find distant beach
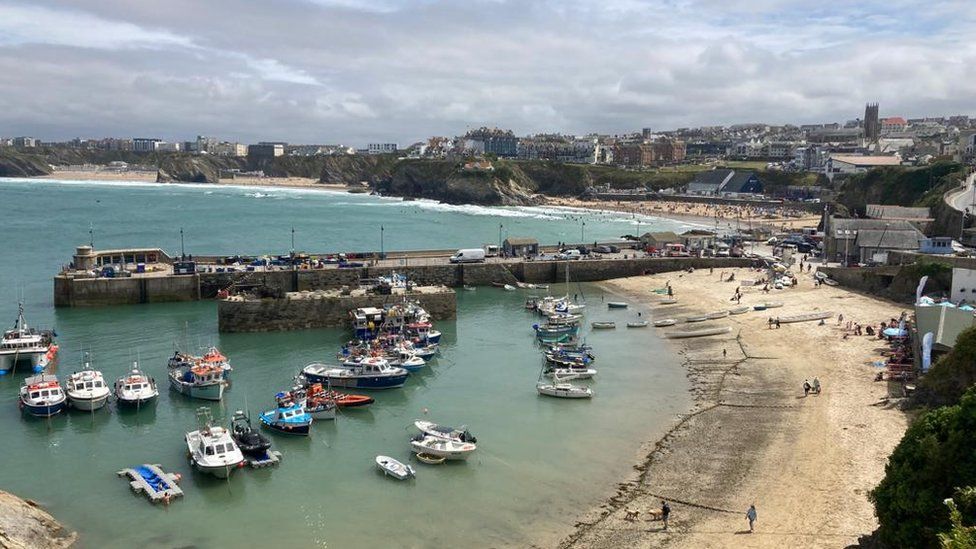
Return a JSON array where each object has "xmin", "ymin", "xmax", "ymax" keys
[{"xmin": 42, "ymin": 169, "xmax": 355, "ymax": 192}]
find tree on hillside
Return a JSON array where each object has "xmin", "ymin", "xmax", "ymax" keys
[
  {"xmin": 914, "ymin": 326, "xmax": 976, "ymax": 408},
  {"xmin": 871, "ymin": 388, "xmax": 976, "ymax": 548}
]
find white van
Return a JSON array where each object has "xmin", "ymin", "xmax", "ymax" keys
[
  {"xmin": 558, "ymin": 249, "xmax": 581, "ymax": 260},
  {"xmin": 450, "ymin": 248, "xmax": 487, "ymax": 263}
]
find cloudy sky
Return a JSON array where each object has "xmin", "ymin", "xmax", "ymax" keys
[{"xmin": 0, "ymin": 0, "xmax": 973, "ymax": 145}]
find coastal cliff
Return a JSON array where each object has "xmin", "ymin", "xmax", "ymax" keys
[
  {"xmin": 0, "ymin": 150, "xmax": 52, "ymax": 177},
  {"xmin": 0, "ymin": 490, "xmax": 76, "ymax": 548}
]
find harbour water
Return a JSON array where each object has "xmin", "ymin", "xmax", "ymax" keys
[{"xmin": 0, "ymin": 178, "xmax": 694, "ymax": 548}]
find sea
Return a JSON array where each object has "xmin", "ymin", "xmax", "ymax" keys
[{"xmin": 0, "ymin": 178, "xmax": 698, "ymax": 548}]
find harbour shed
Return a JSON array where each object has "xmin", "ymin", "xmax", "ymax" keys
[
  {"xmin": 503, "ymin": 237, "xmax": 539, "ymax": 257},
  {"xmin": 640, "ymin": 231, "xmax": 682, "ymax": 249}
]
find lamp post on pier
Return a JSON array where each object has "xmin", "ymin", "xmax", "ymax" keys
[
  {"xmin": 581, "ymin": 221, "xmax": 586, "ymax": 244},
  {"xmin": 380, "ymin": 225, "xmax": 385, "ymax": 260},
  {"xmin": 179, "ymin": 227, "xmax": 185, "ymax": 260},
  {"xmin": 498, "ymin": 224, "xmax": 503, "ymax": 255}
]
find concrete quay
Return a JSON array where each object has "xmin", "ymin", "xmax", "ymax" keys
[
  {"xmin": 218, "ymin": 285, "xmax": 455, "ymax": 333},
  {"xmin": 54, "ymin": 245, "xmax": 757, "ymax": 307}
]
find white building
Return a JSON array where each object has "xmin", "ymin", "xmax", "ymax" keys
[
  {"xmin": 825, "ymin": 154, "xmax": 902, "ymax": 181},
  {"xmin": 155, "ymin": 142, "xmax": 181, "ymax": 152},
  {"xmin": 367, "ymin": 143, "xmax": 398, "ymax": 155},
  {"xmin": 132, "ymin": 138, "xmax": 163, "ymax": 152}
]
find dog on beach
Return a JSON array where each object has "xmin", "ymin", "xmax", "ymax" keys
[{"xmin": 624, "ymin": 509, "xmax": 640, "ymax": 522}]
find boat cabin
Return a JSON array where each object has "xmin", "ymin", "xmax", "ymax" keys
[{"xmin": 69, "ymin": 376, "xmax": 105, "ymax": 392}]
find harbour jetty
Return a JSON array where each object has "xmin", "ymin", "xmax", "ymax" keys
[
  {"xmin": 54, "ymin": 244, "xmax": 755, "ymax": 307},
  {"xmin": 218, "ymin": 285, "xmax": 455, "ymax": 333}
]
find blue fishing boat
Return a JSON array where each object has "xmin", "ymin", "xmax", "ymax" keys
[
  {"xmin": 19, "ymin": 374, "xmax": 68, "ymax": 417},
  {"xmin": 259, "ymin": 395, "xmax": 312, "ymax": 436},
  {"xmin": 533, "ymin": 323, "xmax": 579, "ymax": 339},
  {"xmin": 301, "ymin": 358, "xmax": 409, "ymax": 390}
]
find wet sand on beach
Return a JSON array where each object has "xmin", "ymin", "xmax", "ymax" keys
[{"xmin": 562, "ymin": 267, "xmax": 909, "ymax": 548}]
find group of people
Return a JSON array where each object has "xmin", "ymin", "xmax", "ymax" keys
[{"xmin": 803, "ymin": 377, "xmax": 822, "ymax": 396}]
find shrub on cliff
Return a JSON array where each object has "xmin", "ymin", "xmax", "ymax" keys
[
  {"xmin": 871, "ymin": 387, "xmax": 976, "ymax": 548},
  {"xmin": 914, "ymin": 327, "xmax": 976, "ymax": 408}
]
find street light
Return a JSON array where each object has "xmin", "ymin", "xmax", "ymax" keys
[
  {"xmin": 581, "ymin": 220, "xmax": 586, "ymax": 243},
  {"xmin": 380, "ymin": 225, "xmax": 385, "ymax": 259},
  {"xmin": 180, "ymin": 227, "xmax": 185, "ymax": 260},
  {"xmin": 290, "ymin": 227, "xmax": 295, "ymax": 256},
  {"xmin": 498, "ymin": 223, "xmax": 503, "ymax": 254}
]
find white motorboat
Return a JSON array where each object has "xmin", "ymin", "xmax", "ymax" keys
[
  {"xmin": 503, "ymin": 284, "xmax": 516, "ymax": 291},
  {"xmin": 376, "ymin": 455, "xmax": 416, "ymax": 480},
  {"xmin": 536, "ymin": 382, "xmax": 593, "ymax": 399},
  {"xmin": 653, "ymin": 319, "xmax": 677, "ymax": 327},
  {"xmin": 64, "ymin": 358, "xmax": 110, "ymax": 411},
  {"xmin": 0, "ymin": 303, "xmax": 58, "ymax": 375},
  {"xmin": 414, "ymin": 420, "xmax": 477, "ymax": 443},
  {"xmin": 410, "ymin": 434, "xmax": 477, "ymax": 460},
  {"xmin": 185, "ymin": 409, "xmax": 245, "ymax": 478},
  {"xmin": 169, "ymin": 361, "xmax": 226, "ymax": 401},
  {"xmin": 114, "ymin": 363, "xmax": 159, "ymax": 407},
  {"xmin": 19, "ymin": 374, "xmax": 67, "ymax": 417}
]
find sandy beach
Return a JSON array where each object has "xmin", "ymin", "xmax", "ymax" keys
[
  {"xmin": 546, "ymin": 197, "xmax": 822, "ymax": 232},
  {"xmin": 42, "ymin": 169, "xmax": 355, "ymax": 191},
  {"xmin": 561, "ymin": 267, "xmax": 909, "ymax": 548}
]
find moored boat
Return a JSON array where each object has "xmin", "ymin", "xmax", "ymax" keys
[
  {"xmin": 653, "ymin": 318, "xmax": 677, "ymax": 327},
  {"xmin": 410, "ymin": 434, "xmax": 477, "ymax": 460},
  {"xmin": 626, "ymin": 321, "xmax": 649, "ymax": 328},
  {"xmin": 590, "ymin": 321, "xmax": 616, "ymax": 329},
  {"xmin": 114, "ymin": 363, "xmax": 159, "ymax": 407},
  {"xmin": 169, "ymin": 362, "xmax": 226, "ymax": 401},
  {"xmin": 19, "ymin": 374, "xmax": 67, "ymax": 417},
  {"xmin": 706, "ymin": 310, "xmax": 730, "ymax": 320},
  {"xmin": 414, "ymin": 420, "xmax": 477, "ymax": 443},
  {"xmin": 64, "ymin": 358, "xmax": 110, "ymax": 411},
  {"xmin": 544, "ymin": 367, "xmax": 597, "ymax": 379},
  {"xmin": 729, "ymin": 306, "xmax": 751, "ymax": 315},
  {"xmin": 230, "ymin": 410, "xmax": 273, "ymax": 456},
  {"xmin": 665, "ymin": 326, "xmax": 733, "ymax": 339},
  {"xmin": 259, "ymin": 397, "xmax": 313, "ymax": 436},
  {"xmin": 607, "ymin": 302, "xmax": 628, "ymax": 309},
  {"xmin": 185, "ymin": 408, "xmax": 245, "ymax": 478},
  {"xmin": 376, "ymin": 455, "xmax": 415, "ymax": 480},
  {"xmin": 301, "ymin": 359, "xmax": 409, "ymax": 390},
  {"xmin": 536, "ymin": 381, "xmax": 593, "ymax": 398},
  {"xmin": 0, "ymin": 303, "xmax": 58, "ymax": 375}
]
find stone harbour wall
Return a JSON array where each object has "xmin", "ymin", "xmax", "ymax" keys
[{"xmin": 217, "ymin": 287, "xmax": 456, "ymax": 333}]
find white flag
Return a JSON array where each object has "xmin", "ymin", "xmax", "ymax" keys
[
  {"xmin": 916, "ymin": 276, "xmax": 929, "ymax": 305},
  {"xmin": 922, "ymin": 332, "xmax": 934, "ymax": 372}
]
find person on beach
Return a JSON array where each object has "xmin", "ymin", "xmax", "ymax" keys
[
  {"xmin": 768, "ymin": 317, "xmax": 773, "ymax": 329},
  {"xmin": 661, "ymin": 500, "xmax": 671, "ymax": 530},
  {"xmin": 747, "ymin": 504, "xmax": 757, "ymax": 532},
  {"xmin": 723, "ymin": 348, "xmax": 727, "ymax": 358},
  {"xmin": 803, "ymin": 379, "xmax": 811, "ymax": 396},
  {"xmin": 775, "ymin": 318, "xmax": 781, "ymax": 329},
  {"xmin": 813, "ymin": 377, "xmax": 822, "ymax": 394}
]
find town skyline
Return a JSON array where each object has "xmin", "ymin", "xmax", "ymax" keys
[{"xmin": 2, "ymin": 1, "xmax": 974, "ymax": 144}]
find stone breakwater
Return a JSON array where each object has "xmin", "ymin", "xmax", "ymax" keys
[
  {"xmin": 217, "ymin": 285, "xmax": 456, "ymax": 333},
  {"xmin": 55, "ymin": 257, "xmax": 757, "ymax": 308}
]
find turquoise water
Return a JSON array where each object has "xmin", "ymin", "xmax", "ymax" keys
[{"xmin": 0, "ymin": 178, "xmax": 692, "ymax": 548}]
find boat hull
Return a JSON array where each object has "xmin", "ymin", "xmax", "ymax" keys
[
  {"xmin": 67, "ymin": 394, "xmax": 110, "ymax": 411},
  {"xmin": 192, "ymin": 461, "xmax": 241, "ymax": 479},
  {"xmin": 20, "ymin": 400, "xmax": 67, "ymax": 417},
  {"xmin": 0, "ymin": 349, "xmax": 49, "ymax": 375},
  {"xmin": 169, "ymin": 377, "xmax": 225, "ymax": 401},
  {"xmin": 260, "ymin": 418, "xmax": 311, "ymax": 436},
  {"xmin": 304, "ymin": 371, "xmax": 408, "ymax": 390},
  {"xmin": 116, "ymin": 394, "xmax": 158, "ymax": 407}
]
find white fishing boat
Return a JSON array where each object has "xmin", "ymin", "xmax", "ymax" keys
[
  {"xmin": 0, "ymin": 303, "xmax": 58, "ymax": 375},
  {"xmin": 185, "ymin": 408, "xmax": 245, "ymax": 478},
  {"xmin": 665, "ymin": 326, "xmax": 733, "ymax": 339},
  {"xmin": 169, "ymin": 361, "xmax": 226, "ymax": 401},
  {"xmin": 376, "ymin": 455, "xmax": 415, "ymax": 480},
  {"xmin": 414, "ymin": 420, "xmax": 477, "ymax": 443},
  {"xmin": 653, "ymin": 319, "xmax": 677, "ymax": 327},
  {"xmin": 410, "ymin": 434, "xmax": 477, "ymax": 460},
  {"xmin": 114, "ymin": 363, "xmax": 159, "ymax": 407},
  {"xmin": 19, "ymin": 374, "xmax": 67, "ymax": 417},
  {"xmin": 626, "ymin": 321, "xmax": 649, "ymax": 328},
  {"xmin": 64, "ymin": 357, "xmax": 110, "ymax": 411}
]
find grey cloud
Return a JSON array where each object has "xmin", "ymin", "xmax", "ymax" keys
[{"xmin": 1, "ymin": 0, "xmax": 974, "ymax": 144}]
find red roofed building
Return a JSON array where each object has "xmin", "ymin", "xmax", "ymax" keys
[{"xmin": 881, "ymin": 117, "xmax": 907, "ymax": 133}]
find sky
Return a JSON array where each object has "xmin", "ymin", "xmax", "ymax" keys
[{"xmin": 0, "ymin": 0, "xmax": 974, "ymax": 145}]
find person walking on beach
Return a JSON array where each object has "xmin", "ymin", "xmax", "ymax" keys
[
  {"xmin": 775, "ymin": 317, "xmax": 781, "ymax": 329},
  {"xmin": 661, "ymin": 500, "xmax": 671, "ymax": 530},
  {"xmin": 746, "ymin": 504, "xmax": 757, "ymax": 533}
]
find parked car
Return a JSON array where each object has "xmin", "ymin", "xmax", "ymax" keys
[{"xmin": 594, "ymin": 245, "xmax": 613, "ymax": 254}]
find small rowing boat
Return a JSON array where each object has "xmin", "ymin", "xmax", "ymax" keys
[
  {"xmin": 591, "ymin": 321, "xmax": 616, "ymax": 329},
  {"xmin": 665, "ymin": 326, "xmax": 733, "ymax": 339},
  {"xmin": 706, "ymin": 310, "xmax": 730, "ymax": 320},
  {"xmin": 607, "ymin": 302, "xmax": 628, "ymax": 309},
  {"xmin": 658, "ymin": 299, "xmax": 678, "ymax": 305},
  {"xmin": 626, "ymin": 321, "xmax": 649, "ymax": 328},
  {"xmin": 653, "ymin": 319, "xmax": 677, "ymax": 327},
  {"xmin": 729, "ymin": 306, "xmax": 751, "ymax": 315},
  {"xmin": 416, "ymin": 452, "xmax": 446, "ymax": 465},
  {"xmin": 684, "ymin": 315, "xmax": 709, "ymax": 323},
  {"xmin": 376, "ymin": 455, "xmax": 415, "ymax": 480},
  {"xmin": 777, "ymin": 311, "xmax": 833, "ymax": 324}
]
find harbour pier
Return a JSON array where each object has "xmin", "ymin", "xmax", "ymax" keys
[{"xmin": 53, "ymin": 244, "xmax": 756, "ymax": 308}]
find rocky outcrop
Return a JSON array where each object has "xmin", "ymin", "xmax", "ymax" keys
[
  {"xmin": 378, "ymin": 160, "xmax": 540, "ymax": 205},
  {"xmin": 0, "ymin": 490, "xmax": 76, "ymax": 548},
  {"xmin": 0, "ymin": 150, "xmax": 52, "ymax": 177}
]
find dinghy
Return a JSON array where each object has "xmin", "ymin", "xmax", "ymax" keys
[
  {"xmin": 777, "ymin": 311, "xmax": 833, "ymax": 324},
  {"xmin": 416, "ymin": 453, "xmax": 446, "ymax": 465},
  {"xmin": 658, "ymin": 298, "xmax": 678, "ymax": 305},
  {"xmin": 684, "ymin": 315, "xmax": 709, "ymax": 323},
  {"xmin": 591, "ymin": 321, "xmax": 616, "ymax": 329},
  {"xmin": 410, "ymin": 434, "xmax": 477, "ymax": 460},
  {"xmin": 665, "ymin": 326, "xmax": 733, "ymax": 339},
  {"xmin": 729, "ymin": 306, "xmax": 751, "ymax": 315},
  {"xmin": 706, "ymin": 310, "xmax": 730, "ymax": 320},
  {"xmin": 544, "ymin": 367, "xmax": 597, "ymax": 379},
  {"xmin": 822, "ymin": 278, "xmax": 839, "ymax": 286},
  {"xmin": 414, "ymin": 420, "xmax": 477, "ymax": 443},
  {"xmin": 607, "ymin": 302, "xmax": 628, "ymax": 309},
  {"xmin": 376, "ymin": 455, "xmax": 415, "ymax": 480},
  {"xmin": 537, "ymin": 382, "xmax": 593, "ymax": 398},
  {"xmin": 653, "ymin": 319, "xmax": 677, "ymax": 327},
  {"xmin": 626, "ymin": 321, "xmax": 649, "ymax": 328}
]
